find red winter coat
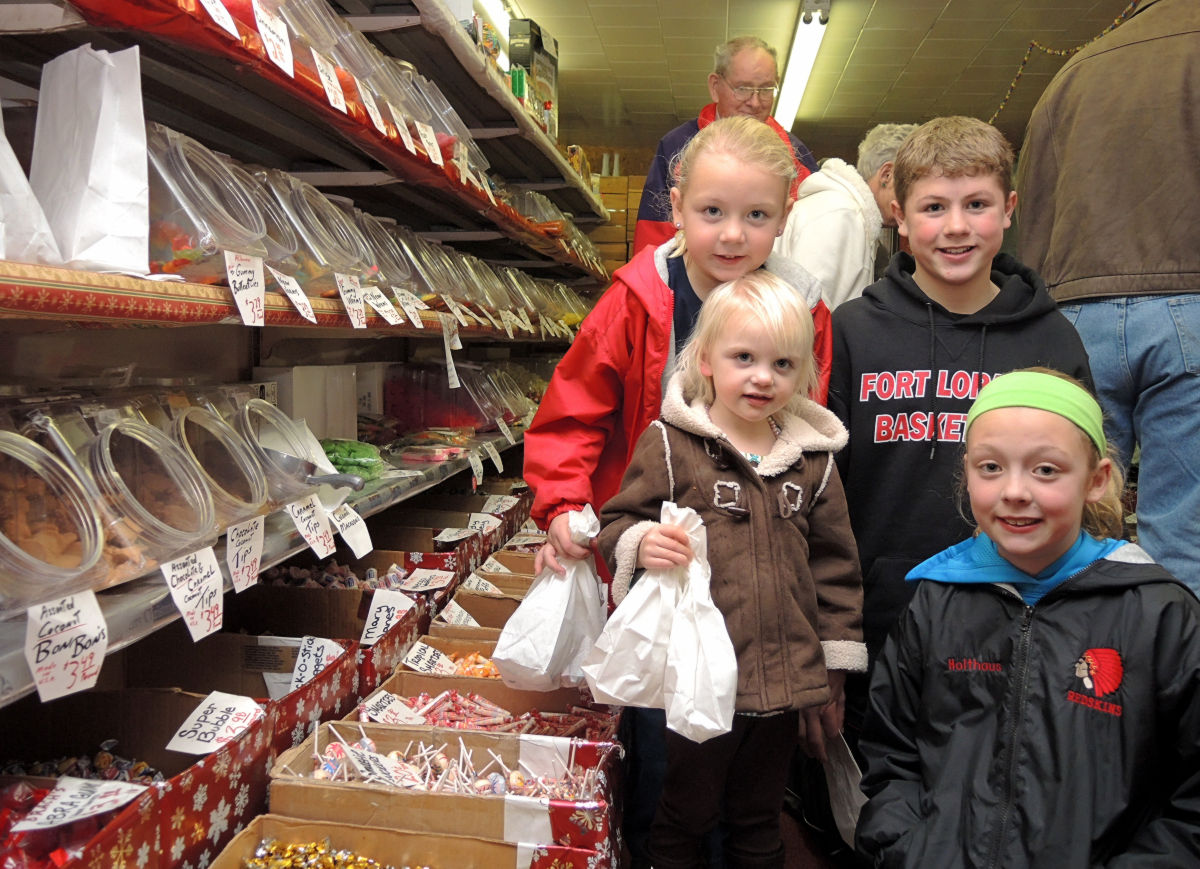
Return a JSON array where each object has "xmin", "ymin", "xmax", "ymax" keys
[{"xmin": 524, "ymin": 239, "xmax": 831, "ymax": 530}]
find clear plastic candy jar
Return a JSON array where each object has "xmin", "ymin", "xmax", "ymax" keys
[{"xmin": 172, "ymin": 406, "xmax": 269, "ymax": 528}]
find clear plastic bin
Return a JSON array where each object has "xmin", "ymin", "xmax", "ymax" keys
[
  {"xmin": 0, "ymin": 431, "xmax": 106, "ymax": 610},
  {"xmin": 221, "ymin": 159, "xmax": 303, "ymax": 288},
  {"xmin": 172, "ymin": 406, "xmax": 268, "ymax": 528},
  {"xmin": 146, "ymin": 123, "xmax": 268, "ymax": 285},
  {"xmin": 233, "ymin": 397, "xmax": 318, "ymax": 504}
]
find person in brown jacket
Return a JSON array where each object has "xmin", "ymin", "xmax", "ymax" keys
[{"xmin": 598, "ymin": 270, "xmax": 866, "ymax": 869}]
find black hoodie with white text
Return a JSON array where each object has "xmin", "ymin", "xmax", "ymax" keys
[{"xmin": 828, "ymin": 251, "xmax": 1092, "ymax": 657}]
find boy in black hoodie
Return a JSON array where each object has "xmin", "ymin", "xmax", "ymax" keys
[{"xmin": 827, "ymin": 116, "xmax": 1092, "ymax": 742}]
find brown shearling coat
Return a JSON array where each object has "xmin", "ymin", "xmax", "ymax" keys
[{"xmin": 598, "ymin": 374, "xmax": 866, "ymax": 714}]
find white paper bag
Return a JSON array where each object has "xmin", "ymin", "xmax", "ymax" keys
[
  {"xmin": 582, "ymin": 501, "xmax": 691, "ymax": 709},
  {"xmin": 30, "ymin": 44, "xmax": 149, "ymax": 273},
  {"xmin": 0, "ymin": 104, "xmax": 61, "ymax": 264},
  {"xmin": 492, "ymin": 506, "xmax": 606, "ymax": 691},
  {"xmin": 823, "ymin": 734, "xmax": 867, "ymax": 847},
  {"xmin": 663, "ymin": 509, "xmax": 737, "ymax": 742}
]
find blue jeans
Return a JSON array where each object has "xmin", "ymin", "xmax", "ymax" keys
[{"xmin": 1059, "ymin": 296, "xmax": 1200, "ymax": 590}]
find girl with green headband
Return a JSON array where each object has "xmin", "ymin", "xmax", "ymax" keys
[{"xmin": 856, "ymin": 368, "xmax": 1200, "ymax": 867}]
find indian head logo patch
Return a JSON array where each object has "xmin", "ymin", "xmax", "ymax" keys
[{"xmin": 1067, "ymin": 648, "xmax": 1123, "ymax": 717}]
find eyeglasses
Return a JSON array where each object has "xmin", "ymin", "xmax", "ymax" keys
[{"xmin": 721, "ymin": 77, "xmax": 779, "ymax": 102}]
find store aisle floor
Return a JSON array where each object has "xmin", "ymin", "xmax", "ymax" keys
[{"xmin": 780, "ymin": 810, "xmax": 846, "ymax": 868}]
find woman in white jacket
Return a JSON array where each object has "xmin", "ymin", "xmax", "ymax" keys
[{"xmin": 776, "ymin": 123, "xmax": 917, "ymax": 310}]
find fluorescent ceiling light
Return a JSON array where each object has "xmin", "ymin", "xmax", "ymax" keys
[{"xmin": 774, "ymin": 13, "xmax": 827, "ymax": 132}]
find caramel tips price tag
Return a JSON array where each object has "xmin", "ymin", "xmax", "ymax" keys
[
  {"xmin": 433, "ymin": 526, "xmax": 475, "ymax": 544},
  {"xmin": 483, "ymin": 440, "xmax": 504, "ymax": 473},
  {"xmin": 496, "ymin": 417, "xmax": 516, "ymax": 445},
  {"xmin": 388, "ymin": 103, "xmax": 417, "ymax": 154},
  {"xmin": 396, "ymin": 568, "xmax": 454, "ymax": 593},
  {"xmin": 224, "ymin": 251, "xmax": 265, "ymax": 327},
  {"xmin": 439, "ymin": 294, "xmax": 470, "ymax": 328},
  {"xmin": 330, "ymin": 502, "xmax": 373, "ymax": 558},
  {"xmin": 359, "ymin": 589, "xmax": 415, "ymax": 646},
  {"xmin": 25, "ymin": 592, "xmax": 108, "ymax": 703},
  {"xmin": 356, "ymin": 78, "xmax": 387, "ymax": 135},
  {"xmin": 198, "ymin": 0, "xmax": 239, "ymax": 38},
  {"xmin": 435, "ymin": 599, "xmax": 481, "ymax": 626},
  {"xmin": 414, "ymin": 121, "xmax": 444, "ymax": 166},
  {"xmin": 267, "ymin": 265, "xmax": 316, "ymax": 323},
  {"xmin": 480, "ymin": 554, "xmax": 513, "ymax": 574},
  {"xmin": 402, "ymin": 641, "xmax": 457, "ymax": 675},
  {"xmin": 439, "ymin": 314, "xmax": 461, "ymax": 389},
  {"xmin": 287, "ymin": 494, "xmax": 336, "ymax": 558},
  {"xmin": 226, "ymin": 515, "xmax": 265, "ymax": 593},
  {"xmin": 312, "ymin": 49, "xmax": 347, "ymax": 113},
  {"xmin": 468, "ymin": 512, "xmax": 503, "ymax": 535},
  {"xmin": 163, "ymin": 547, "xmax": 224, "ymax": 642},
  {"xmin": 392, "ymin": 288, "xmax": 427, "ymax": 328},
  {"xmin": 290, "ymin": 635, "xmax": 345, "ymax": 692},
  {"xmin": 335, "ymin": 273, "xmax": 367, "ymax": 329},
  {"xmin": 252, "ymin": 0, "xmax": 293, "ymax": 76},
  {"xmin": 468, "ymin": 450, "xmax": 484, "ymax": 484},
  {"xmin": 360, "ymin": 285, "xmax": 403, "ymax": 325},
  {"xmin": 481, "ymin": 494, "xmax": 520, "ymax": 514},
  {"xmin": 362, "ymin": 690, "xmax": 425, "ymax": 725},
  {"xmin": 12, "ymin": 777, "xmax": 147, "ymax": 832},
  {"xmin": 166, "ymin": 691, "xmax": 265, "ymax": 755},
  {"xmin": 462, "ymin": 572, "xmax": 502, "ymax": 594}
]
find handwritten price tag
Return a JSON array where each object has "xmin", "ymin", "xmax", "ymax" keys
[
  {"xmin": 252, "ymin": 0, "xmax": 293, "ymax": 76},
  {"xmin": 356, "ymin": 77, "xmax": 388, "ymax": 135},
  {"xmin": 480, "ymin": 555, "xmax": 513, "ymax": 574},
  {"xmin": 498, "ymin": 309, "xmax": 517, "ymax": 339},
  {"xmin": 392, "ymin": 287, "xmax": 427, "ymax": 328},
  {"xmin": 387, "ymin": 103, "xmax": 417, "ymax": 154},
  {"xmin": 12, "ymin": 778, "xmax": 146, "ymax": 832},
  {"xmin": 25, "ymin": 593, "xmax": 108, "ymax": 703},
  {"xmin": 166, "ymin": 691, "xmax": 265, "ymax": 755},
  {"xmin": 482, "ymin": 495, "xmax": 520, "ymax": 514},
  {"xmin": 267, "ymin": 265, "xmax": 316, "ymax": 322},
  {"xmin": 286, "ymin": 494, "xmax": 336, "ymax": 558},
  {"xmin": 462, "ymin": 572, "xmax": 503, "ymax": 594},
  {"xmin": 312, "ymin": 49, "xmax": 347, "ymax": 113},
  {"xmin": 433, "ymin": 527, "xmax": 475, "ymax": 544},
  {"xmin": 468, "ymin": 512, "xmax": 503, "ymax": 535},
  {"xmin": 329, "ymin": 502, "xmax": 372, "ymax": 558},
  {"xmin": 335, "ymin": 272, "xmax": 367, "ymax": 329},
  {"xmin": 162, "ymin": 547, "xmax": 224, "ymax": 641},
  {"xmin": 468, "ymin": 450, "xmax": 484, "ymax": 484},
  {"xmin": 402, "ymin": 641, "xmax": 457, "ymax": 675},
  {"xmin": 225, "ymin": 515, "xmax": 265, "ymax": 593},
  {"xmin": 359, "ymin": 589, "xmax": 415, "ymax": 647},
  {"xmin": 395, "ymin": 568, "xmax": 454, "ymax": 593},
  {"xmin": 439, "ymin": 294, "xmax": 470, "ymax": 328},
  {"xmin": 435, "ymin": 598, "xmax": 481, "ymax": 626},
  {"xmin": 198, "ymin": 0, "xmax": 239, "ymax": 38},
  {"xmin": 439, "ymin": 313, "xmax": 461, "ymax": 389},
  {"xmin": 224, "ymin": 251, "xmax": 265, "ymax": 326},
  {"xmin": 483, "ymin": 441, "xmax": 504, "ymax": 473},
  {"xmin": 360, "ymin": 285, "xmax": 403, "ymax": 325},
  {"xmin": 495, "ymin": 417, "xmax": 516, "ymax": 445},
  {"xmin": 289, "ymin": 636, "xmax": 345, "ymax": 691},
  {"xmin": 362, "ymin": 689, "xmax": 425, "ymax": 725},
  {"xmin": 414, "ymin": 120, "xmax": 443, "ymax": 166}
]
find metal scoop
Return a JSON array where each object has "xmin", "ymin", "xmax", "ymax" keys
[{"xmin": 262, "ymin": 447, "xmax": 366, "ymax": 491}]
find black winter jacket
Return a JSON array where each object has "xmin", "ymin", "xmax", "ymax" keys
[
  {"xmin": 856, "ymin": 544, "xmax": 1200, "ymax": 868},
  {"xmin": 829, "ymin": 252, "xmax": 1092, "ymax": 656}
]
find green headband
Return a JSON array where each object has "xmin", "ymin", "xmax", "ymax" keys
[{"xmin": 966, "ymin": 371, "xmax": 1106, "ymax": 454}]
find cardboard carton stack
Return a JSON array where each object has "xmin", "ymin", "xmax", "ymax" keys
[{"xmin": 589, "ymin": 175, "xmax": 631, "ymax": 275}]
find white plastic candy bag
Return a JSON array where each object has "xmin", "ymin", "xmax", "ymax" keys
[
  {"xmin": 492, "ymin": 506, "xmax": 606, "ymax": 691},
  {"xmin": 662, "ymin": 508, "xmax": 737, "ymax": 742}
]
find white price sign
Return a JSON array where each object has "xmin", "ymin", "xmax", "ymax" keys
[
  {"xmin": 395, "ymin": 568, "xmax": 454, "ymax": 593},
  {"xmin": 312, "ymin": 49, "xmax": 347, "ymax": 113},
  {"xmin": 25, "ymin": 592, "xmax": 108, "ymax": 702},
  {"xmin": 414, "ymin": 120, "xmax": 443, "ymax": 166},
  {"xmin": 362, "ymin": 689, "xmax": 425, "ymax": 725},
  {"xmin": 468, "ymin": 450, "xmax": 484, "ymax": 484},
  {"xmin": 435, "ymin": 598, "xmax": 481, "ymax": 626},
  {"xmin": 360, "ymin": 285, "xmax": 403, "ymax": 325},
  {"xmin": 433, "ymin": 527, "xmax": 475, "ymax": 544},
  {"xmin": 356, "ymin": 77, "xmax": 387, "ymax": 135},
  {"xmin": 387, "ymin": 102, "xmax": 417, "ymax": 154},
  {"xmin": 12, "ymin": 777, "xmax": 146, "ymax": 832},
  {"xmin": 439, "ymin": 313, "xmax": 461, "ymax": 389},
  {"xmin": 162, "ymin": 547, "xmax": 224, "ymax": 641},
  {"xmin": 224, "ymin": 251, "xmax": 265, "ymax": 326},
  {"xmin": 198, "ymin": 0, "xmax": 239, "ymax": 38},
  {"xmin": 462, "ymin": 572, "xmax": 502, "ymax": 594},
  {"xmin": 392, "ymin": 287, "xmax": 428, "ymax": 328},
  {"xmin": 495, "ymin": 417, "xmax": 516, "ymax": 445},
  {"xmin": 253, "ymin": 0, "xmax": 293, "ymax": 76},
  {"xmin": 166, "ymin": 691, "xmax": 265, "ymax": 755},
  {"xmin": 287, "ymin": 494, "xmax": 336, "ymax": 558},
  {"xmin": 480, "ymin": 555, "xmax": 513, "ymax": 574},
  {"xmin": 289, "ymin": 636, "xmax": 345, "ymax": 691},
  {"xmin": 402, "ymin": 641, "xmax": 457, "ymax": 675},
  {"xmin": 483, "ymin": 440, "xmax": 504, "ymax": 473},
  {"xmin": 335, "ymin": 272, "xmax": 367, "ymax": 328},
  {"xmin": 359, "ymin": 589, "xmax": 415, "ymax": 646},
  {"xmin": 226, "ymin": 515, "xmax": 265, "ymax": 593},
  {"xmin": 267, "ymin": 265, "xmax": 316, "ymax": 323},
  {"xmin": 439, "ymin": 294, "xmax": 470, "ymax": 327},
  {"xmin": 468, "ymin": 512, "xmax": 503, "ymax": 535},
  {"xmin": 329, "ymin": 502, "xmax": 373, "ymax": 558},
  {"xmin": 482, "ymin": 495, "xmax": 519, "ymax": 513}
]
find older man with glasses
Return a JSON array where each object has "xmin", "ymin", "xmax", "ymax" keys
[{"xmin": 631, "ymin": 35, "xmax": 819, "ymax": 255}]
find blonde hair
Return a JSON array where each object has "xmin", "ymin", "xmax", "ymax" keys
[
  {"xmin": 669, "ymin": 116, "xmax": 795, "ymax": 258},
  {"xmin": 962, "ymin": 367, "xmax": 1127, "ymax": 540},
  {"xmin": 857, "ymin": 123, "xmax": 919, "ymax": 180},
  {"xmin": 893, "ymin": 116, "xmax": 1014, "ymax": 210},
  {"xmin": 676, "ymin": 270, "xmax": 819, "ymax": 410},
  {"xmin": 713, "ymin": 36, "xmax": 778, "ymax": 78}
]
